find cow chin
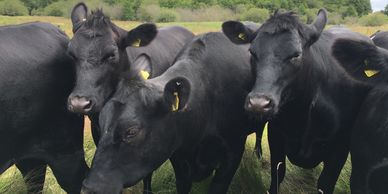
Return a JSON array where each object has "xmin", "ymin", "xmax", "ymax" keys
[
  {"xmin": 81, "ymin": 173, "xmax": 124, "ymax": 194},
  {"xmin": 81, "ymin": 182, "xmax": 123, "ymax": 194}
]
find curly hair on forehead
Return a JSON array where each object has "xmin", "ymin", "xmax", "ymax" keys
[
  {"xmin": 259, "ymin": 10, "xmax": 304, "ymax": 35},
  {"xmin": 84, "ymin": 9, "xmax": 112, "ymax": 29},
  {"xmin": 76, "ymin": 9, "xmax": 122, "ymax": 38}
]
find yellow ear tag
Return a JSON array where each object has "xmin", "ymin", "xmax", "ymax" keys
[
  {"xmin": 364, "ymin": 70, "xmax": 379, "ymax": 77},
  {"xmin": 172, "ymin": 92, "xmax": 180, "ymax": 112},
  {"xmin": 132, "ymin": 39, "xmax": 141, "ymax": 47},
  {"xmin": 139, "ymin": 70, "xmax": 150, "ymax": 80},
  {"xmin": 238, "ymin": 33, "xmax": 246, "ymax": 40},
  {"xmin": 364, "ymin": 59, "xmax": 379, "ymax": 77}
]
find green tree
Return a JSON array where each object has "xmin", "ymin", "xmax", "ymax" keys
[
  {"xmin": 20, "ymin": 0, "xmax": 57, "ymax": 15},
  {"xmin": 121, "ymin": 0, "xmax": 142, "ymax": 20},
  {"xmin": 217, "ymin": 0, "xmax": 252, "ymax": 10},
  {"xmin": 342, "ymin": 5, "xmax": 357, "ymax": 17},
  {"xmin": 384, "ymin": 4, "xmax": 388, "ymax": 16},
  {"xmin": 306, "ymin": 0, "xmax": 323, "ymax": 8},
  {"xmin": 159, "ymin": 0, "xmax": 191, "ymax": 8},
  {"xmin": 348, "ymin": 0, "xmax": 372, "ymax": 16},
  {"xmin": 241, "ymin": 7, "xmax": 269, "ymax": 23},
  {"xmin": 0, "ymin": 0, "xmax": 28, "ymax": 16}
]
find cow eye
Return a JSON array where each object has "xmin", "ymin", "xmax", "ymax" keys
[
  {"xmin": 287, "ymin": 52, "xmax": 301, "ymax": 63},
  {"xmin": 122, "ymin": 127, "xmax": 139, "ymax": 143},
  {"xmin": 102, "ymin": 52, "xmax": 115, "ymax": 61}
]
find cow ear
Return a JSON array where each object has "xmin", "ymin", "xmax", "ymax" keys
[
  {"xmin": 99, "ymin": 99, "xmax": 124, "ymax": 134},
  {"xmin": 124, "ymin": 23, "xmax": 157, "ymax": 48},
  {"xmin": 370, "ymin": 30, "xmax": 381, "ymax": 40},
  {"xmin": 332, "ymin": 38, "xmax": 388, "ymax": 78},
  {"xmin": 71, "ymin": 3, "xmax": 88, "ymax": 32},
  {"xmin": 304, "ymin": 9, "xmax": 327, "ymax": 47},
  {"xmin": 130, "ymin": 54, "xmax": 152, "ymax": 80},
  {"xmin": 163, "ymin": 77, "xmax": 191, "ymax": 112},
  {"xmin": 222, "ymin": 21, "xmax": 256, "ymax": 44}
]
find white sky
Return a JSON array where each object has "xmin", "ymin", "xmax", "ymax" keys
[{"xmin": 371, "ymin": 0, "xmax": 386, "ymax": 11}]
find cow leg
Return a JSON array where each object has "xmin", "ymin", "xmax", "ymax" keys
[
  {"xmin": 45, "ymin": 113, "xmax": 88, "ymax": 194},
  {"xmin": 170, "ymin": 157, "xmax": 192, "ymax": 194},
  {"xmin": 267, "ymin": 127, "xmax": 286, "ymax": 194},
  {"xmin": 89, "ymin": 114, "xmax": 101, "ymax": 145},
  {"xmin": 16, "ymin": 159, "xmax": 47, "ymax": 194},
  {"xmin": 207, "ymin": 138, "xmax": 245, "ymax": 194},
  {"xmin": 317, "ymin": 146, "xmax": 348, "ymax": 194},
  {"xmin": 49, "ymin": 151, "xmax": 88, "ymax": 194},
  {"xmin": 143, "ymin": 172, "xmax": 153, "ymax": 194},
  {"xmin": 350, "ymin": 161, "xmax": 369, "ymax": 194},
  {"xmin": 255, "ymin": 124, "xmax": 265, "ymax": 159}
]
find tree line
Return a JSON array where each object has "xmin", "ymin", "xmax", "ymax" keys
[{"xmin": 0, "ymin": 0, "xmax": 386, "ymax": 26}]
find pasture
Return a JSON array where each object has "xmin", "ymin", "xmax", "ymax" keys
[{"xmin": 0, "ymin": 16, "xmax": 387, "ymax": 194}]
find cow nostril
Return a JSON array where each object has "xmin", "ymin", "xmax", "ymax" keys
[
  {"xmin": 246, "ymin": 96, "xmax": 274, "ymax": 113},
  {"xmin": 250, "ymin": 98, "xmax": 270, "ymax": 108},
  {"xmin": 68, "ymin": 96, "xmax": 94, "ymax": 113},
  {"xmin": 83, "ymin": 100, "xmax": 93, "ymax": 111},
  {"xmin": 81, "ymin": 182, "xmax": 97, "ymax": 194}
]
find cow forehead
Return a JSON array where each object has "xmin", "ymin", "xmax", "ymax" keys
[{"xmin": 252, "ymin": 30, "xmax": 301, "ymax": 52}]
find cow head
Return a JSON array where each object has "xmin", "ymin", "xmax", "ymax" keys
[
  {"xmin": 81, "ymin": 76, "xmax": 191, "ymax": 193},
  {"xmin": 67, "ymin": 3, "xmax": 157, "ymax": 114},
  {"xmin": 223, "ymin": 9, "xmax": 327, "ymax": 117},
  {"xmin": 332, "ymin": 37, "xmax": 388, "ymax": 83}
]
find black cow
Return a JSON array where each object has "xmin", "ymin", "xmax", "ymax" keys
[
  {"xmin": 371, "ymin": 31, "xmax": 388, "ymax": 49},
  {"xmin": 80, "ymin": 32, "xmax": 264, "ymax": 194},
  {"xmin": 223, "ymin": 9, "xmax": 373, "ymax": 194},
  {"xmin": 67, "ymin": 3, "xmax": 194, "ymax": 115},
  {"xmin": 0, "ymin": 22, "xmax": 87, "ymax": 193},
  {"xmin": 331, "ymin": 36, "xmax": 388, "ymax": 193},
  {"xmin": 66, "ymin": 3, "xmax": 193, "ymax": 193}
]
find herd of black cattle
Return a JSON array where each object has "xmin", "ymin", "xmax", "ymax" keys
[{"xmin": 1, "ymin": 2, "xmax": 388, "ymax": 194}]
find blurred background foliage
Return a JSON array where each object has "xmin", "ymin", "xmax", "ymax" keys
[{"xmin": 0, "ymin": 0, "xmax": 386, "ymax": 26}]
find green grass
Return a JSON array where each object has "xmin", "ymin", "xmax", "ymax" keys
[
  {"xmin": 0, "ymin": 119, "xmax": 352, "ymax": 194},
  {"xmin": 0, "ymin": 15, "xmax": 370, "ymax": 193}
]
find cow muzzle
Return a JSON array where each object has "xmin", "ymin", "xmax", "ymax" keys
[
  {"xmin": 68, "ymin": 96, "xmax": 94, "ymax": 114},
  {"xmin": 81, "ymin": 179, "xmax": 123, "ymax": 194},
  {"xmin": 245, "ymin": 94, "xmax": 275, "ymax": 114}
]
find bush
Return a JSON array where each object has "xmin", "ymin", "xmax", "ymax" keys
[
  {"xmin": 360, "ymin": 12, "xmax": 388, "ymax": 26},
  {"xmin": 234, "ymin": 3, "xmax": 255, "ymax": 14},
  {"xmin": 0, "ymin": 0, "xmax": 28, "ymax": 16},
  {"xmin": 121, "ymin": 0, "xmax": 141, "ymax": 20},
  {"xmin": 328, "ymin": 12, "xmax": 343, "ymax": 25},
  {"xmin": 44, "ymin": 2, "xmax": 65, "ymax": 17},
  {"xmin": 157, "ymin": 9, "xmax": 178, "ymax": 22},
  {"xmin": 304, "ymin": 8, "xmax": 319, "ymax": 23},
  {"xmin": 240, "ymin": 8, "xmax": 269, "ymax": 23},
  {"xmin": 343, "ymin": 16, "xmax": 359, "ymax": 25},
  {"xmin": 342, "ymin": 5, "xmax": 357, "ymax": 17},
  {"xmin": 137, "ymin": 4, "xmax": 161, "ymax": 22},
  {"xmin": 176, "ymin": 5, "xmax": 236, "ymax": 22},
  {"xmin": 159, "ymin": 0, "xmax": 191, "ymax": 8}
]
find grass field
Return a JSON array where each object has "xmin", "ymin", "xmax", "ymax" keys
[{"xmin": 0, "ymin": 15, "xmax": 387, "ymax": 194}]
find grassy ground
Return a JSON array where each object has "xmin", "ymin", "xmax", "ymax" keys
[
  {"xmin": 0, "ymin": 15, "xmax": 386, "ymax": 194},
  {"xmin": 0, "ymin": 118, "xmax": 351, "ymax": 194}
]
